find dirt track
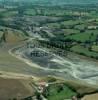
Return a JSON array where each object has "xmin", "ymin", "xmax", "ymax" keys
[{"xmin": 82, "ymin": 93, "xmax": 98, "ymax": 100}]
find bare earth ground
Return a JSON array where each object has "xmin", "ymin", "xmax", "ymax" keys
[
  {"xmin": 82, "ymin": 93, "xmax": 98, "ymax": 100},
  {"xmin": 0, "ymin": 43, "xmax": 40, "ymax": 76},
  {"xmin": 0, "ymin": 43, "xmax": 38, "ymax": 99},
  {"xmin": 0, "ymin": 42, "xmax": 98, "ymax": 100},
  {"xmin": 0, "ymin": 77, "xmax": 34, "ymax": 100}
]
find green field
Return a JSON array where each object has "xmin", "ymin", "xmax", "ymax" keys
[
  {"xmin": 65, "ymin": 30, "xmax": 98, "ymax": 42},
  {"xmin": 63, "ymin": 29, "xmax": 80, "ymax": 35},
  {"xmin": 71, "ymin": 45, "xmax": 98, "ymax": 58},
  {"xmin": 46, "ymin": 84, "xmax": 76, "ymax": 100},
  {"xmin": 24, "ymin": 9, "xmax": 36, "ymax": 16},
  {"xmin": 46, "ymin": 23, "xmax": 61, "ymax": 29},
  {"xmin": 0, "ymin": 11, "xmax": 18, "ymax": 17},
  {"xmin": 61, "ymin": 20, "xmax": 82, "ymax": 26},
  {"xmin": 75, "ymin": 24, "xmax": 86, "ymax": 30}
]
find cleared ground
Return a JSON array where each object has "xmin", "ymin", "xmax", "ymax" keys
[
  {"xmin": 14, "ymin": 42, "xmax": 98, "ymax": 86},
  {"xmin": 82, "ymin": 93, "xmax": 98, "ymax": 100},
  {"xmin": 0, "ymin": 44, "xmax": 40, "ymax": 76},
  {"xmin": 0, "ymin": 77, "xmax": 34, "ymax": 100}
]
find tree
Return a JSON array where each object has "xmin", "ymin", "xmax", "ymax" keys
[
  {"xmin": 95, "ymin": 34, "xmax": 98, "ymax": 45},
  {"xmin": 17, "ymin": 5, "xmax": 25, "ymax": 16},
  {"xmin": 1, "ymin": 29, "xmax": 8, "ymax": 42},
  {"xmin": 36, "ymin": 92, "xmax": 42, "ymax": 100},
  {"xmin": 57, "ymin": 85, "xmax": 64, "ymax": 93}
]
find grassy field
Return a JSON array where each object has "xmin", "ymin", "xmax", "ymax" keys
[
  {"xmin": 75, "ymin": 24, "xmax": 87, "ymax": 30},
  {"xmin": 0, "ymin": 8, "xmax": 6, "ymax": 12},
  {"xmin": 65, "ymin": 30, "xmax": 98, "ymax": 42},
  {"xmin": 0, "ymin": 26, "xmax": 27, "ymax": 44},
  {"xmin": 5, "ymin": 29, "xmax": 27, "ymax": 43},
  {"xmin": 0, "ymin": 11, "xmax": 18, "ymax": 17},
  {"xmin": 61, "ymin": 20, "xmax": 82, "ymax": 26},
  {"xmin": 71, "ymin": 45, "xmax": 98, "ymax": 58},
  {"xmin": 63, "ymin": 29, "xmax": 80, "ymax": 35},
  {"xmin": 46, "ymin": 23, "xmax": 61, "ymax": 29},
  {"xmin": 24, "ymin": 9, "xmax": 36, "ymax": 16},
  {"xmin": 24, "ymin": 8, "xmax": 68, "ymax": 16},
  {"xmin": 46, "ymin": 83, "xmax": 76, "ymax": 100},
  {"xmin": 44, "ymin": 9, "xmax": 66, "ymax": 16}
]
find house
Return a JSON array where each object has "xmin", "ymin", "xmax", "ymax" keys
[{"xmin": 37, "ymin": 81, "xmax": 49, "ymax": 93}]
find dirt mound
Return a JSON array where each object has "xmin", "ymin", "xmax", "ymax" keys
[{"xmin": 0, "ymin": 29, "xmax": 26, "ymax": 44}]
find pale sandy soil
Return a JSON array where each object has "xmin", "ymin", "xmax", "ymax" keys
[
  {"xmin": 0, "ymin": 70, "xmax": 39, "ymax": 80},
  {"xmin": 82, "ymin": 93, "xmax": 98, "ymax": 100},
  {"xmin": 0, "ymin": 43, "xmax": 40, "ymax": 77}
]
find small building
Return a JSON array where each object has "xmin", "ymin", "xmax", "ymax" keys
[{"xmin": 37, "ymin": 81, "xmax": 49, "ymax": 93}]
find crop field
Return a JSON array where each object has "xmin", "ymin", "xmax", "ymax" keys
[
  {"xmin": 0, "ymin": 8, "xmax": 6, "ymax": 12},
  {"xmin": 0, "ymin": 2, "xmax": 98, "ymax": 99},
  {"xmin": 92, "ymin": 45, "xmax": 98, "ymax": 52},
  {"xmin": 24, "ymin": 9, "xmax": 36, "ymax": 16},
  {"xmin": 46, "ymin": 83, "xmax": 76, "ymax": 100},
  {"xmin": 3, "ymin": 11, "xmax": 18, "ymax": 17},
  {"xmin": 0, "ymin": 77, "xmax": 34, "ymax": 100},
  {"xmin": 65, "ymin": 30, "xmax": 98, "ymax": 42},
  {"xmin": 0, "ymin": 11, "xmax": 18, "ymax": 18},
  {"xmin": 71, "ymin": 45, "xmax": 98, "ymax": 58},
  {"xmin": 62, "ymin": 29, "xmax": 80, "ymax": 34},
  {"xmin": 74, "ymin": 24, "xmax": 87, "ymax": 30}
]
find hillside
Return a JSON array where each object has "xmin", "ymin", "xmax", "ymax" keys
[{"xmin": 0, "ymin": 28, "xmax": 26, "ymax": 44}]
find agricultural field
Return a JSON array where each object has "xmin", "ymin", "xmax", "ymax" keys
[
  {"xmin": 24, "ymin": 9, "xmax": 36, "ymax": 16},
  {"xmin": 0, "ymin": 1, "xmax": 98, "ymax": 100},
  {"xmin": 45, "ymin": 83, "xmax": 76, "ymax": 100},
  {"xmin": 0, "ymin": 77, "xmax": 35, "ymax": 100},
  {"xmin": 71, "ymin": 45, "xmax": 98, "ymax": 58},
  {"xmin": 92, "ymin": 45, "xmax": 98, "ymax": 52},
  {"xmin": 65, "ymin": 31, "xmax": 98, "ymax": 42}
]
